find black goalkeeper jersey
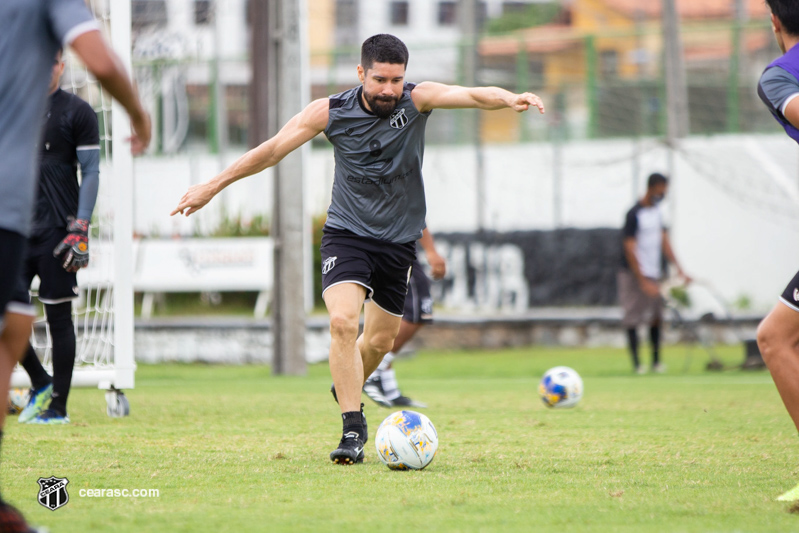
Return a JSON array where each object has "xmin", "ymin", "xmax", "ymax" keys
[{"xmin": 32, "ymin": 88, "xmax": 99, "ymax": 236}]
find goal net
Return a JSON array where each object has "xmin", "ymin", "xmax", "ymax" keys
[{"xmin": 11, "ymin": 0, "xmax": 136, "ymax": 405}]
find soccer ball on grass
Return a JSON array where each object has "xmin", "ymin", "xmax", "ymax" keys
[
  {"xmin": 7, "ymin": 388, "xmax": 28, "ymax": 415},
  {"xmin": 539, "ymin": 366, "xmax": 583, "ymax": 408},
  {"xmin": 375, "ymin": 410, "xmax": 438, "ymax": 470}
]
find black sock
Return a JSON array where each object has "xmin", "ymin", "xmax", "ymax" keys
[
  {"xmin": 650, "ymin": 324, "xmax": 661, "ymax": 365},
  {"xmin": 46, "ymin": 303, "xmax": 75, "ymax": 415},
  {"xmin": 627, "ymin": 328, "xmax": 640, "ymax": 369},
  {"xmin": 342, "ymin": 411, "xmax": 364, "ymax": 441},
  {"xmin": 20, "ymin": 344, "xmax": 52, "ymax": 391}
]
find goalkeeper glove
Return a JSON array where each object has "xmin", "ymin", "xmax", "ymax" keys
[{"xmin": 53, "ymin": 217, "xmax": 90, "ymax": 272}]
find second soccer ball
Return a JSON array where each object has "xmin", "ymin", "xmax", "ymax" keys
[
  {"xmin": 539, "ymin": 366, "xmax": 583, "ymax": 408},
  {"xmin": 7, "ymin": 388, "xmax": 29, "ymax": 415}
]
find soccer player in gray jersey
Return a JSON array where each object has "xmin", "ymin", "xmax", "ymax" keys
[
  {"xmin": 172, "ymin": 34, "xmax": 545, "ymax": 465},
  {"xmin": 0, "ymin": 0, "xmax": 150, "ymax": 527}
]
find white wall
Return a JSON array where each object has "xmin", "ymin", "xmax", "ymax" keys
[{"xmin": 129, "ymin": 134, "xmax": 799, "ymax": 311}]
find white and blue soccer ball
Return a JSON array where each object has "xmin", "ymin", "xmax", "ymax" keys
[
  {"xmin": 7, "ymin": 388, "xmax": 28, "ymax": 415},
  {"xmin": 539, "ymin": 366, "xmax": 583, "ymax": 408},
  {"xmin": 375, "ymin": 410, "xmax": 438, "ymax": 470}
]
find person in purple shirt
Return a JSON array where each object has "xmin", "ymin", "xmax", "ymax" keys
[{"xmin": 756, "ymin": 0, "xmax": 799, "ymax": 503}]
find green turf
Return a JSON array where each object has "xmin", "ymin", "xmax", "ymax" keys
[{"xmin": 5, "ymin": 345, "xmax": 799, "ymax": 532}]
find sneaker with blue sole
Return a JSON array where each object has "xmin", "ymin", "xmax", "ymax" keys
[
  {"xmin": 29, "ymin": 408, "xmax": 70, "ymax": 425},
  {"xmin": 18, "ymin": 384, "xmax": 52, "ymax": 423}
]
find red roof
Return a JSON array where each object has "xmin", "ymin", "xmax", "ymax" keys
[
  {"xmin": 598, "ymin": 0, "xmax": 769, "ymax": 20},
  {"xmin": 479, "ymin": 24, "xmax": 582, "ymax": 56}
]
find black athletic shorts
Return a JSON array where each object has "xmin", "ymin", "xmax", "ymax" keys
[
  {"xmin": 780, "ymin": 269, "xmax": 799, "ymax": 313},
  {"xmin": 0, "ymin": 228, "xmax": 34, "ymax": 317},
  {"xmin": 24, "ymin": 227, "xmax": 78, "ymax": 304},
  {"xmin": 320, "ymin": 226, "xmax": 416, "ymax": 317},
  {"xmin": 404, "ymin": 259, "xmax": 433, "ymax": 324}
]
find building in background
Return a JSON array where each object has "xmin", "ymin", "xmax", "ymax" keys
[
  {"xmin": 128, "ymin": 0, "xmax": 554, "ymax": 152},
  {"xmin": 479, "ymin": 0, "xmax": 777, "ymax": 140}
]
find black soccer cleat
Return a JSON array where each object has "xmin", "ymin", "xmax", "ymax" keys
[
  {"xmin": 330, "ymin": 431, "xmax": 365, "ymax": 465},
  {"xmin": 390, "ymin": 394, "xmax": 428, "ymax": 408},
  {"xmin": 362, "ymin": 376, "xmax": 393, "ymax": 408}
]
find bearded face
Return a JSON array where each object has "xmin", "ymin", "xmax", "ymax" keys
[
  {"xmin": 358, "ymin": 61, "xmax": 406, "ymax": 119},
  {"xmin": 363, "ymin": 89, "xmax": 399, "ymax": 119}
]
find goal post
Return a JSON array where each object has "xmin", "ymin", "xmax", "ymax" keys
[{"xmin": 109, "ymin": 0, "xmax": 135, "ymax": 391}]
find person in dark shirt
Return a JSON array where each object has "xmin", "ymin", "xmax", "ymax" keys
[
  {"xmin": 755, "ymin": 0, "xmax": 799, "ymax": 502},
  {"xmin": 15, "ymin": 49, "xmax": 100, "ymax": 425}
]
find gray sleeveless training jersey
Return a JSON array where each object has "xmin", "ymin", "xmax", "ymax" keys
[
  {"xmin": 324, "ymin": 83, "xmax": 430, "ymax": 244},
  {"xmin": 0, "ymin": 0, "xmax": 96, "ymax": 237}
]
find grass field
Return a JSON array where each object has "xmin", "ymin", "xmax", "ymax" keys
[{"xmin": 4, "ymin": 344, "xmax": 799, "ymax": 532}]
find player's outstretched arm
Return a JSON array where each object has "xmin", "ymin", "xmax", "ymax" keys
[
  {"xmin": 171, "ymin": 98, "xmax": 329, "ymax": 217},
  {"xmin": 411, "ymin": 82, "xmax": 545, "ymax": 114},
  {"xmin": 70, "ymin": 30, "xmax": 151, "ymax": 154}
]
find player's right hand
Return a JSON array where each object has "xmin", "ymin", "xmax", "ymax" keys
[
  {"xmin": 53, "ymin": 217, "xmax": 90, "ymax": 272},
  {"xmin": 171, "ymin": 183, "xmax": 216, "ymax": 216},
  {"xmin": 639, "ymin": 278, "xmax": 661, "ymax": 298}
]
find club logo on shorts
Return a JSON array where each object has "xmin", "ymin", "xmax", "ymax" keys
[
  {"xmin": 37, "ymin": 476, "xmax": 69, "ymax": 511},
  {"xmin": 322, "ymin": 256, "xmax": 337, "ymax": 275},
  {"xmin": 794, "ymin": 288, "xmax": 799, "ymax": 302},
  {"xmin": 421, "ymin": 297, "xmax": 433, "ymax": 316},
  {"xmin": 389, "ymin": 108, "xmax": 408, "ymax": 129}
]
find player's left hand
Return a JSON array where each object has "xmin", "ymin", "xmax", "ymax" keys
[
  {"xmin": 53, "ymin": 217, "xmax": 90, "ymax": 272},
  {"xmin": 428, "ymin": 252, "xmax": 447, "ymax": 280},
  {"xmin": 129, "ymin": 110, "xmax": 152, "ymax": 156},
  {"xmin": 510, "ymin": 92, "xmax": 545, "ymax": 114}
]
